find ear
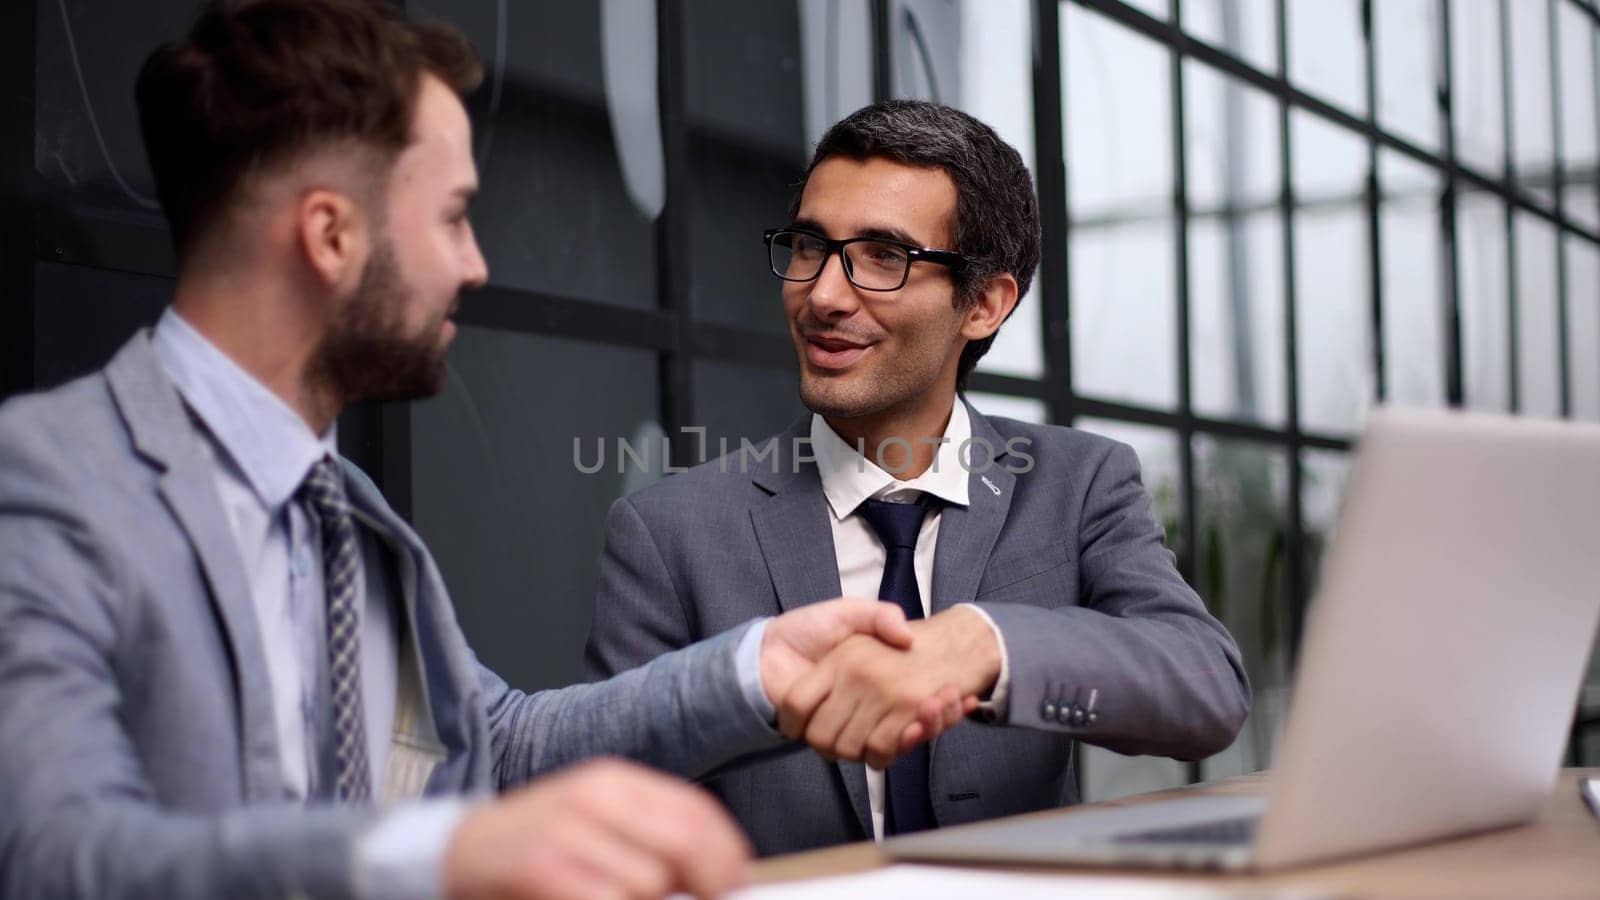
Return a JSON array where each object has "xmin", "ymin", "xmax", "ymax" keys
[
  {"xmin": 296, "ymin": 188, "xmax": 370, "ymax": 293},
  {"xmin": 959, "ymin": 272, "xmax": 1019, "ymax": 342}
]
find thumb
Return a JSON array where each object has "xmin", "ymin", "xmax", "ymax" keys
[
  {"xmin": 784, "ymin": 599, "xmax": 913, "ymax": 653},
  {"xmin": 869, "ymin": 602, "xmax": 914, "ymax": 649}
]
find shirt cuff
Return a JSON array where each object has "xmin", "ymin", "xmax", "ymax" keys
[
  {"xmin": 958, "ymin": 603, "xmax": 1011, "ymax": 718},
  {"xmin": 353, "ymin": 797, "xmax": 476, "ymax": 900},
  {"xmin": 735, "ymin": 617, "xmax": 779, "ymax": 727}
]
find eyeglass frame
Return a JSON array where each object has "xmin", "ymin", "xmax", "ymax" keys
[{"xmin": 762, "ymin": 227, "xmax": 970, "ymax": 292}]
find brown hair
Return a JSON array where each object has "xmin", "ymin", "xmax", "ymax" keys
[{"xmin": 135, "ymin": 0, "xmax": 482, "ymax": 261}]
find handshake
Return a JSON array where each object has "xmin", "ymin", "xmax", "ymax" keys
[
  {"xmin": 445, "ymin": 600, "xmax": 1003, "ymax": 900},
  {"xmin": 758, "ymin": 597, "xmax": 1003, "ymax": 770}
]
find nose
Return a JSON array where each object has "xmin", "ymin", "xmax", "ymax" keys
[
  {"xmin": 462, "ymin": 223, "xmax": 489, "ymax": 289},
  {"xmin": 802, "ymin": 250, "xmax": 860, "ymax": 320}
]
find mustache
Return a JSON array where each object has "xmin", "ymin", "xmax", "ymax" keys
[{"xmin": 795, "ymin": 317, "xmax": 882, "ymax": 346}]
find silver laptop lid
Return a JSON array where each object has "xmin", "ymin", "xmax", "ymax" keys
[{"xmin": 1255, "ymin": 407, "xmax": 1600, "ymax": 868}]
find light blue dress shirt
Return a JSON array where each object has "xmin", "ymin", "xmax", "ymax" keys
[
  {"xmin": 152, "ymin": 310, "xmax": 460, "ymax": 899},
  {"xmin": 152, "ymin": 308, "xmax": 774, "ymax": 897}
]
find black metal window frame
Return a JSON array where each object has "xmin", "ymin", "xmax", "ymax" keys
[{"xmin": 1038, "ymin": 0, "xmax": 1600, "ymax": 666}]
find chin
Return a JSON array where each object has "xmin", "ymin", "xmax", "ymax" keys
[{"xmin": 799, "ymin": 378, "xmax": 885, "ymax": 420}]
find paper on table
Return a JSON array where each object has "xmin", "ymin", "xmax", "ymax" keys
[{"xmin": 730, "ymin": 864, "xmax": 1324, "ymax": 900}]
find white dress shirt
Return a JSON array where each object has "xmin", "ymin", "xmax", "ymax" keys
[{"xmin": 809, "ymin": 398, "xmax": 1011, "ymax": 840}]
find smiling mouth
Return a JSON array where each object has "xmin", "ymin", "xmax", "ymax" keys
[{"xmin": 802, "ymin": 333, "xmax": 873, "ymax": 370}]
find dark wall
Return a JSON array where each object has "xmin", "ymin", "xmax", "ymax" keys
[{"xmin": 7, "ymin": 0, "xmax": 807, "ymax": 693}]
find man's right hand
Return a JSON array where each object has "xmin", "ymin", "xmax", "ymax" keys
[
  {"xmin": 760, "ymin": 598, "xmax": 974, "ymax": 765},
  {"xmin": 443, "ymin": 758, "xmax": 751, "ymax": 900}
]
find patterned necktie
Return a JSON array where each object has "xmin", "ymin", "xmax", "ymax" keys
[
  {"xmin": 858, "ymin": 497, "xmax": 936, "ymax": 835},
  {"xmin": 298, "ymin": 456, "xmax": 372, "ymax": 803}
]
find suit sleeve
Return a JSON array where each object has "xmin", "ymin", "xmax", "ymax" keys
[
  {"xmin": 0, "ymin": 416, "xmax": 366, "ymax": 900},
  {"xmin": 974, "ymin": 441, "xmax": 1251, "ymax": 759}
]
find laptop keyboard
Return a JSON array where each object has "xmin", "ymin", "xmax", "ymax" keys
[{"xmin": 1110, "ymin": 815, "xmax": 1260, "ymax": 846}]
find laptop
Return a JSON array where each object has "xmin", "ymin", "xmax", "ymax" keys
[{"xmin": 887, "ymin": 407, "xmax": 1600, "ymax": 871}]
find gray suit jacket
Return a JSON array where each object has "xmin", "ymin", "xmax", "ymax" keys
[
  {"xmin": 585, "ymin": 404, "xmax": 1250, "ymax": 855},
  {"xmin": 0, "ymin": 334, "xmax": 784, "ymax": 899}
]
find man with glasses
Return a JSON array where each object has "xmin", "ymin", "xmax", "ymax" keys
[{"xmin": 586, "ymin": 100, "xmax": 1251, "ymax": 855}]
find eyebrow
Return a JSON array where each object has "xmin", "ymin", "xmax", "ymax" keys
[
  {"xmin": 788, "ymin": 216, "xmax": 929, "ymax": 249},
  {"xmin": 452, "ymin": 185, "xmax": 479, "ymax": 205}
]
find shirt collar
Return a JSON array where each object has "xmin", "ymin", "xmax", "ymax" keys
[
  {"xmin": 810, "ymin": 397, "xmax": 972, "ymax": 521},
  {"xmin": 152, "ymin": 307, "xmax": 336, "ymax": 510}
]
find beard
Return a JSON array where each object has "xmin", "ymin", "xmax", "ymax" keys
[
  {"xmin": 309, "ymin": 235, "xmax": 453, "ymax": 407},
  {"xmin": 793, "ymin": 315, "xmax": 958, "ymax": 422}
]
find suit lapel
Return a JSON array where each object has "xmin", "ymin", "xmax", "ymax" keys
[
  {"xmin": 931, "ymin": 404, "xmax": 1015, "ymax": 614},
  {"xmin": 106, "ymin": 334, "xmax": 284, "ymax": 801},
  {"xmin": 748, "ymin": 422, "xmax": 876, "ymax": 834},
  {"xmin": 748, "ymin": 424, "xmax": 843, "ymax": 614}
]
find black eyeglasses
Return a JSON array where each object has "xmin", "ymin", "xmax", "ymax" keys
[{"xmin": 763, "ymin": 227, "xmax": 968, "ymax": 292}]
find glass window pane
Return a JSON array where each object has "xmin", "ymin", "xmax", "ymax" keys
[
  {"xmin": 1557, "ymin": 4, "xmax": 1600, "ymax": 232},
  {"xmin": 798, "ymin": 0, "xmax": 875, "ymax": 150},
  {"xmin": 1580, "ymin": 634, "xmax": 1600, "ymax": 767},
  {"xmin": 1066, "ymin": 10, "xmax": 1176, "ymax": 409},
  {"xmin": 957, "ymin": 0, "xmax": 1045, "ymax": 380},
  {"xmin": 1514, "ymin": 213, "xmax": 1562, "ymax": 417},
  {"xmin": 1375, "ymin": 0, "xmax": 1443, "ymax": 151},
  {"xmin": 1185, "ymin": 62, "xmax": 1280, "ymax": 210},
  {"xmin": 1073, "ymin": 418, "xmax": 1185, "ymax": 800},
  {"xmin": 1183, "ymin": 0, "xmax": 1278, "ymax": 74},
  {"xmin": 1565, "ymin": 237, "xmax": 1600, "ymax": 421},
  {"xmin": 411, "ymin": 328, "xmax": 660, "ymax": 691},
  {"xmin": 1186, "ymin": 62, "xmax": 1285, "ymax": 427},
  {"xmin": 1459, "ymin": 192, "xmax": 1512, "ymax": 410},
  {"xmin": 1451, "ymin": 0, "xmax": 1506, "ymax": 177},
  {"xmin": 1071, "ymin": 220, "xmax": 1178, "ymax": 409},
  {"xmin": 1062, "ymin": 17, "xmax": 1177, "ymax": 408},
  {"xmin": 683, "ymin": 1, "xmax": 811, "ymax": 335},
  {"xmin": 1190, "ymin": 213, "xmax": 1288, "ymax": 426},
  {"xmin": 1301, "ymin": 448, "xmax": 1354, "ymax": 612},
  {"xmin": 1287, "ymin": 0, "xmax": 1367, "ymax": 115},
  {"xmin": 1065, "ymin": 8, "xmax": 1173, "ymax": 216},
  {"xmin": 1379, "ymin": 150, "xmax": 1447, "ymax": 408},
  {"xmin": 1193, "ymin": 436, "xmax": 1290, "ymax": 779},
  {"xmin": 888, "ymin": 0, "xmax": 958, "ymax": 101},
  {"xmin": 1292, "ymin": 111, "xmax": 1373, "ymax": 434},
  {"xmin": 435, "ymin": 2, "xmax": 659, "ymax": 307},
  {"xmin": 1508, "ymin": 0, "xmax": 1555, "ymax": 208}
]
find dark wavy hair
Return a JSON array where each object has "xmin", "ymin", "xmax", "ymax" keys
[
  {"xmin": 796, "ymin": 100, "xmax": 1042, "ymax": 389},
  {"xmin": 136, "ymin": 0, "xmax": 482, "ymax": 262}
]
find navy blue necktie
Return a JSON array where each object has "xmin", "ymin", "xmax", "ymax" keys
[{"xmin": 858, "ymin": 497, "xmax": 936, "ymax": 835}]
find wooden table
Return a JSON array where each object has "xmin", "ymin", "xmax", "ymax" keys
[{"xmin": 753, "ymin": 769, "xmax": 1600, "ymax": 898}]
